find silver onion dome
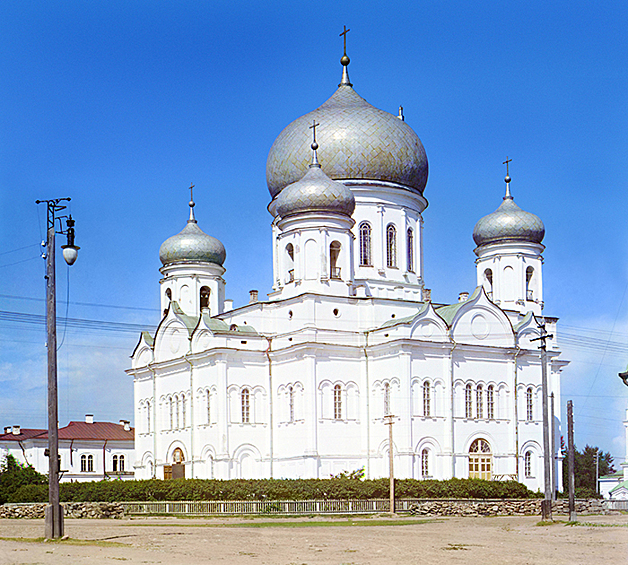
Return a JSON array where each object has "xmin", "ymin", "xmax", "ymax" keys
[
  {"xmin": 266, "ymin": 62, "xmax": 428, "ymax": 198},
  {"xmin": 473, "ymin": 184, "xmax": 545, "ymax": 247},
  {"xmin": 159, "ymin": 199, "xmax": 226, "ymax": 267},
  {"xmin": 274, "ymin": 145, "xmax": 356, "ymax": 218}
]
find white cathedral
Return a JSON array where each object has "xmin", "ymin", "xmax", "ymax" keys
[{"xmin": 128, "ymin": 48, "xmax": 567, "ymax": 492}]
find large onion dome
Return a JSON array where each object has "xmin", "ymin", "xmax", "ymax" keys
[
  {"xmin": 159, "ymin": 200, "xmax": 226, "ymax": 267},
  {"xmin": 275, "ymin": 141, "xmax": 355, "ymax": 218},
  {"xmin": 266, "ymin": 57, "xmax": 428, "ymax": 198},
  {"xmin": 473, "ymin": 181, "xmax": 545, "ymax": 247}
]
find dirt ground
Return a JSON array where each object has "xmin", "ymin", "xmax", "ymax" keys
[{"xmin": 0, "ymin": 514, "xmax": 626, "ymax": 565}]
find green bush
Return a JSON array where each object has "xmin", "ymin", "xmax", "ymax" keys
[
  {"xmin": 8, "ymin": 476, "xmax": 537, "ymax": 504},
  {"xmin": 0, "ymin": 454, "xmax": 47, "ymax": 504}
]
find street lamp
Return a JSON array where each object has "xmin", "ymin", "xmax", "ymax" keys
[{"xmin": 35, "ymin": 197, "xmax": 80, "ymax": 539}]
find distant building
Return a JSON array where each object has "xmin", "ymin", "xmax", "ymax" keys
[
  {"xmin": 129, "ymin": 47, "xmax": 567, "ymax": 492},
  {"xmin": 599, "ymin": 406, "xmax": 628, "ymax": 499},
  {"xmin": 0, "ymin": 415, "xmax": 134, "ymax": 482}
]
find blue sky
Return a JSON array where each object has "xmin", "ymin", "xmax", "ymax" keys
[{"xmin": 1, "ymin": 1, "xmax": 627, "ymax": 466}]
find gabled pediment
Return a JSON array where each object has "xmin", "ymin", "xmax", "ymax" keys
[
  {"xmin": 131, "ymin": 331, "xmax": 155, "ymax": 369},
  {"xmin": 438, "ymin": 287, "xmax": 514, "ymax": 347}
]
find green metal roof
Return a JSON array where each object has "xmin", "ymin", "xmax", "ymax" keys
[{"xmin": 435, "ymin": 287, "xmax": 482, "ymax": 326}]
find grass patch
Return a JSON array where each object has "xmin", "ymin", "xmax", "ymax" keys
[
  {"xmin": 0, "ymin": 536, "xmax": 129, "ymax": 547},
  {"xmin": 568, "ymin": 521, "xmax": 628, "ymax": 528},
  {"xmin": 535, "ymin": 520, "xmax": 563, "ymax": 526},
  {"xmin": 127, "ymin": 518, "xmax": 438, "ymax": 529}
]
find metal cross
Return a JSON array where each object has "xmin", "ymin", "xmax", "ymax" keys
[
  {"xmin": 340, "ymin": 25, "xmax": 350, "ymax": 55},
  {"xmin": 309, "ymin": 120, "xmax": 320, "ymax": 144},
  {"xmin": 189, "ymin": 183, "xmax": 195, "ymax": 202},
  {"xmin": 503, "ymin": 157, "xmax": 512, "ymax": 176}
]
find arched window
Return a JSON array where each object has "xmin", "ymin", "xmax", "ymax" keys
[
  {"xmin": 175, "ymin": 395, "xmax": 181, "ymax": 429},
  {"xmin": 526, "ymin": 267, "xmax": 534, "ymax": 300},
  {"xmin": 469, "ymin": 439, "xmax": 492, "ymax": 480},
  {"xmin": 165, "ymin": 288, "xmax": 172, "ymax": 300},
  {"xmin": 173, "ymin": 447, "xmax": 184, "ymax": 464},
  {"xmin": 181, "ymin": 394, "xmax": 186, "ymax": 428},
  {"xmin": 288, "ymin": 386, "xmax": 295, "ymax": 423},
  {"xmin": 423, "ymin": 381, "xmax": 431, "ymax": 417},
  {"xmin": 241, "ymin": 388, "xmax": 250, "ymax": 423},
  {"xmin": 330, "ymin": 241, "xmax": 341, "ymax": 279},
  {"xmin": 146, "ymin": 401, "xmax": 151, "ymax": 433},
  {"xmin": 81, "ymin": 454, "xmax": 87, "ymax": 472},
  {"xmin": 169, "ymin": 397, "xmax": 174, "ymax": 430},
  {"xmin": 334, "ymin": 384, "xmax": 342, "ymax": 420},
  {"xmin": 526, "ymin": 387, "xmax": 534, "ymax": 421},
  {"xmin": 359, "ymin": 222, "xmax": 372, "ymax": 266},
  {"xmin": 524, "ymin": 451, "xmax": 532, "ymax": 478},
  {"xmin": 407, "ymin": 228, "xmax": 414, "ymax": 272},
  {"xmin": 465, "ymin": 384, "xmax": 473, "ymax": 419},
  {"xmin": 484, "ymin": 269, "xmax": 493, "ymax": 300},
  {"xmin": 113, "ymin": 454, "xmax": 118, "ymax": 472},
  {"xmin": 386, "ymin": 224, "xmax": 397, "ymax": 268},
  {"xmin": 200, "ymin": 286, "xmax": 211, "ymax": 310},
  {"xmin": 383, "ymin": 382, "xmax": 390, "ymax": 416},
  {"xmin": 119, "ymin": 455, "xmax": 125, "ymax": 472},
  {"xmin": 206, "ymin": 390, "xmax": 211, "ymax": 425},
  {"xmin": 286, "ymin": 243, "xmax": 295, "ymax": 282},
  {"xmin": 476, "ymin": 385, "xmax": 483, "ymax": 419},
  {"xmin": 87, "ymin": 454, "xmax": 94, "ymax": 472},
  {"xmin": 487, "ymin": 385, "xmax": 495, "ymax": 420},
  {"xmin": 421, "ymin": 449, "xmax": 429, "ymax": 478}
]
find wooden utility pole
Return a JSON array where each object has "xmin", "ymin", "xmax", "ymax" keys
[
  {"xmin": 567, "ymin": 400, "xmax": 576, "ymax": 521},
  {"xmin": 385, "ymin": 414, "xmax": 395, "ymax": 514},
  {"xmin": 531, "ymin": 322, "xmax": 553, "ymax": 520}
]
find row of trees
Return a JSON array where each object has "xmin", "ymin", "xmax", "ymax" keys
[{"xmin": 562, "ymin": 444, "xmax": 615, "ymax": 498}]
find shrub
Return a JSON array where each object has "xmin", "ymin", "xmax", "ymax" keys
[
  {"xmin": 0, "ymin": 454, "xmax": 47, "ymax": 504},
  {"xmin": 8, "ymin": 476, "xmax": 537, "ymax": 504}
]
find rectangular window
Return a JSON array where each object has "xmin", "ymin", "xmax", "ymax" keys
[
  {"xmin": 487, "ymin": 386, "xmax": 494, "ymax": 420},
  {"xmin": 334, "ymin": 385, "xmax": 342, "ymax": 420},
  {"xmin": 476, "ymin": 386, "xmax": 483, "ymax": 419},
  {"xmin": 423, "ymin": 382, "xmax": 431, "ymax": 417},
  {"xmin": 242, "ymin": 389, "xmax": 250, "ymax": 423},
  {"xmin": 465, "ymin": 385, "xmax": 472, "ymax": 419}
]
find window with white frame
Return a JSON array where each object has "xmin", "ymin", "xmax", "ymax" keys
[
  {"xmin": 359, "ymin": 222, "xmax": 372, "ymax": 266},
  {"xmin": 176, "ymin": 395, "xmax": 181, "ymax": 428},
  {"xmin": 182, "ymin": 393, "xmax": 186, "ymax": 428},
  {"xmin": 334, "ymin": 384, "xmax": 342, "ymax": 420},
  {"xmin": 113, "ymin": 454, "xmax": 119, "ymax": 472},
  {"xmin": 81, "ymin": 454, "xmax": 94, "ymax": 473},
  {"xmin": 421, "ymin": 448, "xmax": 429, "ymax": 478},
  {"xmin": 526, "ymin": 387, "xmax": 533, "ymax": 421},
  {"xmin": 119, "ymin": 455, "xmax": 125, "ymax": 472},
  {"xmin": 169, "ymin": 397, "xmax": 174, "ymax": 430},
  {"xmin": 465, "ymin": 384, "xmax": 473, "ymax": 419},
  {"xmin": 210, "ymin": 390, "xmax": 212, "ymax": 426},
  {"xmin": 476, "ymin": 385, "xmax": 483, "ymax": 419},
  {"xmin": 241, "ymin": 388, "xmax": 250, "ymax": 423},
  {"xmin": 487, "ymin": 385, "xmax": 495, "ymax": 420},
  {"xmin": 524, "ymin": 451, "xmax": 532, "ymax": 478},
  {"xmin": 407, "ymin": 228, "xmax": 414, "ymax": 272},
  {"xmin": 146, "ymin": 401, "xmax": 151, "ymax": 433},
  {"xmin": 423, "ymin": 381, "xmax": 431, "ymax": 417},
  {"xmin": 383, "ymin": 382, "xmax": 390, "ymax": 416},
  {"xmin": 386, "ymin": 224, "xmax": 397, "ymax": 268},
  {"xmin": 469, "ymin": 439, "xmax": 492, "ymax": 480},
  {"xmin": 288, "ymin": 385, "xmax": 295, "ymax": 423}
]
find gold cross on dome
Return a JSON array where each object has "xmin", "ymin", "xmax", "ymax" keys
[
  {"xmin": 503, "ymin": 157, "xmax": 512, "ymax": 176},
  {"xmin": 340, "ymin": 25, "xmax": 350, "ymax": 55},
  {"xmin": 309, "ymin": 120, "xmax": 320, "ymax": 144}
]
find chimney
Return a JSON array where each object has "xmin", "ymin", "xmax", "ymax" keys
[
  {"xmin": 85, "ymin": 414, "xmax": 94, "ymax": 424},
  {"xmin": 422, "ymin": 288, "xmax": 432, "ymax": 302},
  {"xmin": 4, "ymin": 426, "xmax": 11, "ymax": 434},
  {"xmin": 224, "ymin": 299, "xmax": 233, "ymax": 312},
  {"xmin": 12, "ymin": 425, "xmax": 20, "ymax": 435},
  {"xmin": 459, "ymin": 292, "xmax": 469, "ymax": 303},
  {"xmin": 119, "ymin": 419, "xmax": 131, "ymax": 431},
  {"xmin": 249, "ymin": 290, "xmax": 259, "ymax": 303}
]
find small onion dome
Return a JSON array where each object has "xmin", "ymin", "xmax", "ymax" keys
[
  {"xmin": 473, "ymin": 192, "xmax": 545, "ymax": 247},
  {"xmin": 275, "ymin": 161, "xmax": 355, "ymax": 218},
  {"xmin": 266, "ymin": 82, "xmax": 428, "ymax": 198},
  {"xmin": 159, "ymin": 214, "xmax": 226, "ymax": 267}
]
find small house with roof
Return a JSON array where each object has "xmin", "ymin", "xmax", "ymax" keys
[{"xmin": 0, "ymin": 415, "xmax": 134, "ymax": 482}]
